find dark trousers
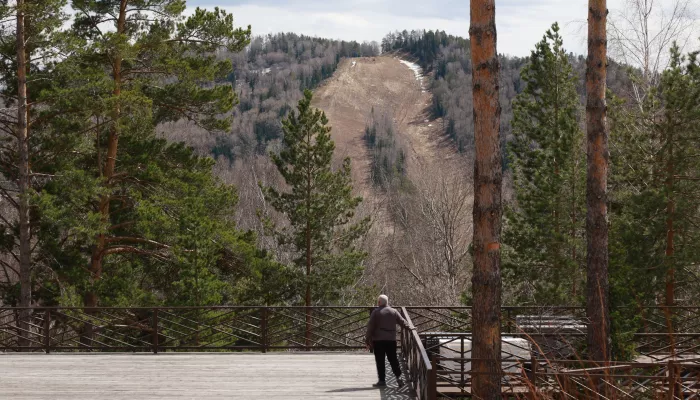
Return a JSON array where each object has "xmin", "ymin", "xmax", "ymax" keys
[{"xmin": 373, "ymin": 340, "xmax": 401, "ymax": 381}]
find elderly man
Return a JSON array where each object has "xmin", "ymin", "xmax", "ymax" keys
[{"xmin": 366, "ymin": 294, "xmax": 408, "ymax": 387}]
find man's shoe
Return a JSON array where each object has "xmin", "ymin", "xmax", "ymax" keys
[
  {"xmin": 372, "ymin": 381, "xmax": 386, "ymax": 387},
  {"xmin": 397, "ymin": 377, "xmax": 405, "ymax": 387}
]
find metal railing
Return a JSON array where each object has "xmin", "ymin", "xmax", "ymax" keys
[
  {"xmin": 0, "ymin": 306, "xmax": 374, "ymax": 353},
  {"xmin": 419, "ymin": 331, "xmax": 700, "ymax": 399},
  {"xmin": 3, "ymin": 305, "xmax": 700, "ymax": 399},
  {"xmin": 400, "ymin": 307, "xmax": 436, "ymax": 400}
]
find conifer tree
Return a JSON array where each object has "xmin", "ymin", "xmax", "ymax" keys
[
  {"xmin": 50, "ymin": 0, "xmax": 250, "ymax": 307},
  {"xmin": 263, "ymin": 90, "xmax": 369, "ymax": 345},
  {"xmin": 0, "ymin": 0, "xmax": 66, "ymax": 346},
  {"xmin": 586, "ymin": 0, "xmax": 611, "ymax": 365},
  {"xmin": 609, "ymin": 45, "xmax": 700, "ymax": 351},
  {"xmin": 469, "ymin": 0, "xmax": 503, "ymax": 397},
  {"xmin": 504, "ymin": 23, "xmax": 585, "ymax": 305}
]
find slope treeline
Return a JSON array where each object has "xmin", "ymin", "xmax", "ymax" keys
[
  {"xmin": 382, "ymin": 30, "xmax": 632, "ymax": 154},
  {"xmin": 168, "ymin": 33, "xmax": 380, "ymax": 163}
]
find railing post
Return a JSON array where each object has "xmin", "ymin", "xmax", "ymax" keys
[
  {"xmin": 460, "ymin": 335, "xmax": 465, "ymax": 394},
  {"xmin": 428, "ymin": 354, "xmax": 437, "ymax": 400},
  {"xmin": 529, "ymin": 355, "xmax": 538, "ymax": 399},
  {"xmin": 506, "ymin": 308, "xmax": 513, "ymax": 334},
  {"xmin": 261, "ymin": 307, "xmax": 268, "ymax": 354},
  {"xmin": 667, "ymin": 360, "xmax": 678, "ymax": 400},
  {"xmin": 44, "ymin": 309, "xmax": 51, "ymax": 354},
  {"xmin": 152, "ymin": 308, "xmax": 159, "ymax": 354}
]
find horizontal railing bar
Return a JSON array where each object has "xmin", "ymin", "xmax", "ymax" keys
[{"xmin": 3, "ymin": 305, "xmax": 700, "ymax": 310}]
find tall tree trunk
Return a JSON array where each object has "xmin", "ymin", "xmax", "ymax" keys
[
  {"xmin": 16, "ymin": 0, "xmax": 32, "ymax": 349},
  {"xmin": 585, "ymin": 0, "xmax": 611, "ymax": 368},
  {"xmin": 86, "ymin": 0, "xmax": 127, "ymax": 308},
  {"xmin": 469, "ymin": 0, "xmax": 502, "ymax": 398},
  {"xmin": 305, "ymin": 133, "xmax": 312, "ymax": 349},
  {"xmin": 571, "ymin": 140, "xmax": 579, "ymax": 299},
  {"xmin": 664, "ymin": 132, "xmax": 676, "ymax": 355},
  {"xmin": 305, "ymin": 220, "xmax": 311, "ymax": 349}
]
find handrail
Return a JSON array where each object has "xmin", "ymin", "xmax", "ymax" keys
[{"xmin": 401, "ymin": 307, "xmax": 435, "ymax": 400}]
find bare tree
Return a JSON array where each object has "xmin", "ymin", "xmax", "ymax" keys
[
  {"xmin": 586, "ymin": 0, "xmax": 611, "ymax": 367},
  {"xmin": 609, "ymin": 0, "xmax": 698, "ymax": 105},
  {"xmin": 375, "ymin": 165, "xmax": 472, "ymax": 305},
  {"xmin": 469, "ymin": 0, "xmax": 503, "ymax": 398}
]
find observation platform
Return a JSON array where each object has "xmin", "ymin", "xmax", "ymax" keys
[{"xmin": 0, "ymin": 353, "xmax": 416, "ymax": 399}]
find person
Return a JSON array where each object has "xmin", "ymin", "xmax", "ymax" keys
[{"xmin": 365, "ymin": 294, "xmax": 408, "ymax": 388}]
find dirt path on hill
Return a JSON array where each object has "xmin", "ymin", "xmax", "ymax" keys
[{"xmin": 312, "ymin": 56, "xmax": 471, "ymax": 211}]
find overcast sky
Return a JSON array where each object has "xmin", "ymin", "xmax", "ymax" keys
[{"xmin": 184, "ymin": 0, "xmax": 629, "ymax": 57}]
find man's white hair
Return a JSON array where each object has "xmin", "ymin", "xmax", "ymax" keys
[{"xmin": 378, "ymin": 294, "xmax": 389, "ymax": 306}]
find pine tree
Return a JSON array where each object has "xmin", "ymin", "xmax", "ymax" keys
[
  {"xmin": 263, "ymin": 90, "xmax": 369, "ymax": 346},
  {"xmin": 0, "ymin": 0, "xmax": 67, "ymax": 346},
  {"xmin": 504, "ymin": 23, "xmax": 585, "ymax": 305},
  {"xmin": 609, "ymin": 44, "xmax": 700, "ymax": 353},
  {"xmin": 586, "ymin": 0, "xmax": 611, "ymax": 365},
  {"xmin": 469, "ymin": 0, "xmax": 503, "ymax": 397},
  {"xmin": 51, "ymin": 0, "xmax": 250, "ymax": 307}
]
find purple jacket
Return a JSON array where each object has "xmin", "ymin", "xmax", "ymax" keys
[{"xmin": 366, "ymin": 305, "xmax": 409, "ymax": 344}]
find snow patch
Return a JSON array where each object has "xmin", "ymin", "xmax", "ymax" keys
[{"xmin": 399, "ymin": 59, "xmax": 425, "ymax": 89}]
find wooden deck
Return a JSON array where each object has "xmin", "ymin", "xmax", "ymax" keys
[{"xmin": 0, "ymin": 353, "xmax": 416, "ymax": 399}]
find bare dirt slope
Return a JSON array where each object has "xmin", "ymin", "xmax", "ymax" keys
[
  {"xmin": 312, "ymin": 56, "xmax": 470, "ymax": 212},
  {"xmin": 312, "ymin": 56, "xmax": 473, "ymax": 304}
]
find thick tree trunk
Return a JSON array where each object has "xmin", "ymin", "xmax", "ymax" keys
[
  {"xmin": 86, "ymin": 0, "xmax": 127, "ymax": 308},
  {"xmin": 585, "ymin": 0, "xmax": 611, "ymax": 368},
  {"xmin": 16, "ymin": 0, "xmax": 33, "ymax": 350},
  {"xmin": 469, "ymin": 0, "xmax": 502, "ymax": 398}
]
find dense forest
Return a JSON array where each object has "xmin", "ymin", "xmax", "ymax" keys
[
  {"xmin": 0, "ymin": 3, "xmax": 375, "ymax": 309},
  {"xmin": 0, "ymin": 0, "xmax": 698, "ymax": 332}
]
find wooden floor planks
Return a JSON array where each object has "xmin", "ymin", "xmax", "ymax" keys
[{"xmin": 0, "ymin": 353, "xmax": 416, "ymax": 399}]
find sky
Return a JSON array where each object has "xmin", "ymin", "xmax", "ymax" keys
[{"xmin": 184, "ymin": 0, "xmax": 627, "ymax": 57}]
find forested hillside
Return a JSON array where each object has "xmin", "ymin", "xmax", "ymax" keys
[
  {"xmin": 165, "ymin": 33, "xmax": 379, "ymax": 163},
  {"xmin": 382, "ymin": 29, "xmax": 633, "ymax": 153},
  {"xmin": 1, "ymin": 0, "xmax": 698, "ymax": 324}
]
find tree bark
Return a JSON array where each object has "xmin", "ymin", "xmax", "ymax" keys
[
  {"xmin": 305, "ymin": 127, "xmax": 312, "ymax": 349},
  {"xmin": 664, "ymin": 129, "xmax": 676, "ymax": 355},
  {"xmin": 86, "ymin": 0, "xmax": 127, "ymax": 308},
  {"xmin": 16, "ymin": 0, "xmax": 32, "ymax": 349},
  {"xmin": 469, "ymin": 0, "xmax": 502, "ymax": 398},
  {"xmin": 586, "ymin": 0, "xmax": 611, "ymax": 368}
]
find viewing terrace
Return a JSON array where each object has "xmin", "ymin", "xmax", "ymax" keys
[{"xmin": 1, "ymin": 306, "xmax": 699, "ymax": 399}]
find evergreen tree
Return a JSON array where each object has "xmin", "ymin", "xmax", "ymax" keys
[
  {"xmin": 504, "ymin": 23, "xmax": 585, "ymax": 305},
  {"xmin": 263, "ymin": 90, "xmax": 369, "ymax": 342},
  {"xmin": 41, "ymin": 0, "xmax": 251, "ymax": 307},
  {"xmin": 0, "ymin": 0, "xmax": 66, "ymax": 345},
  {"xmin": 609, "ymin": 44, "xmax": 700, "ymax": 326}
]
